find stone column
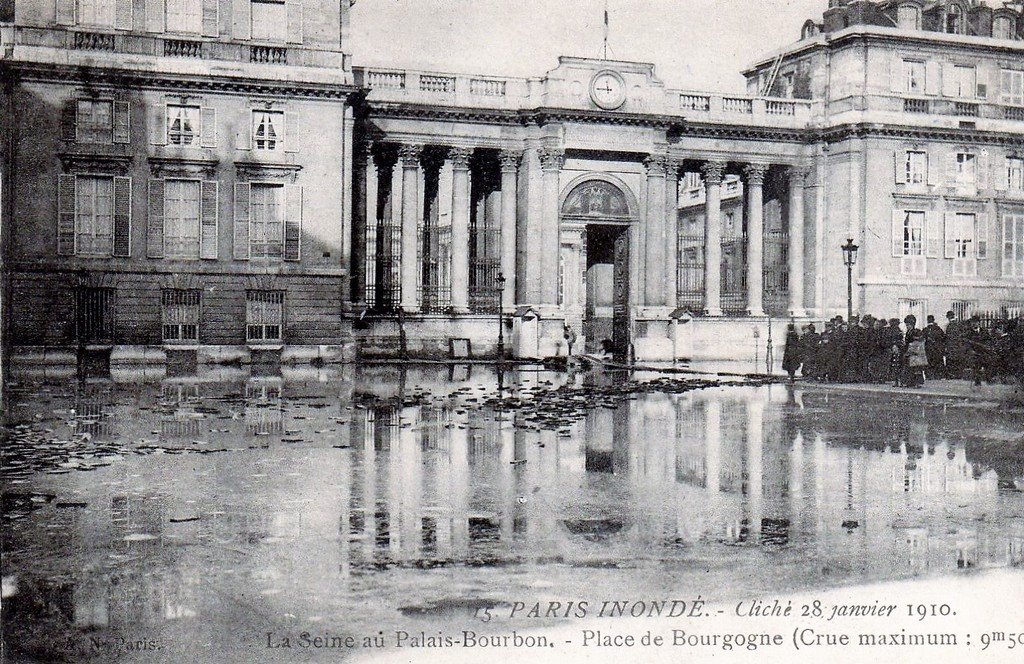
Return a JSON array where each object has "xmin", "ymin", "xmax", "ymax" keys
[
  {"xmin": 702, "ymin": 161, "xmax": 727, "ymax": 316},
  {"xmin": 399, "ymin": 144, "xmax": 422, "ymax": 313},
  {"xmin": 664, "ymin": 159, "xmax": 680, "ymax": 309},
  {"xmin": 744, "ymin": 163, "xmax": 769, "ymax": 317},
  {"xmin": 643, "ymin": 154, "xmax": 668, "ymax": 306},
  {"xmin": 499, "ymin": 150, "xmax": 520, "ymax": 312},
  {"xmin": 538, "ymin": 148, "xmax": 564, "ymax": 306},
  {"xmin": 449, "ymin": 147, "xmax": 473, "ymax": 313},
  {"xmin": 352, "ymin": 143, "xmax": 375, "ymax": 307},
  {"xmin": 788, "ymin": 166, "xmax": 809, "ymax": 317}
]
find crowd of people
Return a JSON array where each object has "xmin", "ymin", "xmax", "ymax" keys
[{"xmin": 781, "ymin": 311, "xmax": 1024, "ymax": 388}]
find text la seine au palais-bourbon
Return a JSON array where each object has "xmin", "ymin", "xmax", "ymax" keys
[{"xmin": 264, "ymin": 597, "xmax": 1023, "ymax": 655}]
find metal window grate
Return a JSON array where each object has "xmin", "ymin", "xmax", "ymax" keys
[
  {"xmin": 763, "ymin": 229, "xmax": 790, "ymax": 316},
  {"xmin": 76, "ymin": 287, "xmax": 115, "ymax": 344},
  {"xmin": 162, "ymin": 289, "xmax": 200, "ymax": 342},
  {"xmin": 677, "ymin": 230, "xmax": 706, "ymax": 311},
  {"xmin": 246, "ymin": 291, "xmax": 284, "ymax": 342}
]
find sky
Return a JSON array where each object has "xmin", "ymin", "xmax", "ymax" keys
[{"xmin": 349, "ymin": 0, "xmax": 829, "ymax": 93}]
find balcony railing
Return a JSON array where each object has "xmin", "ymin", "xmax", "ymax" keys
[
  {"xmin": 904, "ymin": 98, "xmax": 930, "ymax": 113},
  {"xmin": 955, "ymin": 101, "xmax": 979, "ymax": 117},
  {"xmin": 250, "ymin": 45, "xmax": 287, "ymax": 64},
  {"xmin": 367, "ymin": 70, "xmax": 406, "ymax": 89},
  {"xmin": 723, "ymin": 97, "xmax": 753, "ymax": 114},
  {"xmin": 765, "ymin": 100, "xmax": 796, "ymax": 116},
  {"xmin": 1003, "ymin": 106, "xmax": 1024, "ymax": 121},
  {"xmin": 469, "ymin": 78, "xmax": 506, "ymax": 97},
  {"xmin": 420, "ymin": 75, "xmax": 455, "ymax": 93},
  {"xmin": 680, "ymin": 94, "xmax": 711, "ymax": 111},
  {"xmin": 72, "ymin": 31, "xmax": 115, "ymax": 51},
  {"xmin": 163, "ymin": 38, "xmax": 202, "ymax": 58}
]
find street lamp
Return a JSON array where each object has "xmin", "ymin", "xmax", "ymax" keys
[
  {"xmin": 841, "ymin": 238, "xmax": 859, "ymax": 323},
  {"xmin": 495, "ymin": 272, "xmax": 506, "ymax": 363}
]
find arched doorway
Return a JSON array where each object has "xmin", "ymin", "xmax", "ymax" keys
[{"xmin": 560, "ymin": 178, "xmax": 636, "ymax": 358}]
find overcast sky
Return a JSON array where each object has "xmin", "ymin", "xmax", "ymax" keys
[{"xmin": 349, "ymin": 0, "xmax": 829, "ymax": 92}]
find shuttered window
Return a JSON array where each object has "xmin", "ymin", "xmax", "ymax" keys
[
  {"xmin": 1004, "ymin": 214, "xmax": 1024, "ymax": 278},
  {"xmin": 955, "ymin": 153, "xmax": 977, "ymax": 187},
  {"xmin": 162, "ymin": 289, "xmax": 200, "ymax": 342},
  {"xmin": 252, "ymin": 110, "xmax": 283, "ymax": 151},
  {"xmin": 148, "ymin": 178, "xmax": 218, "ymax": 259},
  {"xmin": 1009, "ymin": 158, "xmax": 1024, "ymax": 191},
  {"xmin": 167, "ymin": 105, "xmax": 200, "ymax": 146},
  {"xmin": 906, "ymin": 151, "xmax": 927, "ymax": 184},
  {"xmin": 246, "ymin": 291, "xmax": 284, "ymax": 341},
  {"xmin": 78, "ymin": 0, "xmax": 115, "ymax": 26},
  {"xmin": 76, "ymin": 176, "xmax": 114, "ymax": 257},
  {"xmin": 166, "ymin": 0, "xmax": 202, "ymax": 33},
  {"xmin": 1002, "ymin": 70, "xmax": 1024, "ymax": 106},
  {"xmin": 164, "ymin": 180, "xmax": 201, "ymax": 259},
  {"xmin": 251, "ymin": 0, "xmax": 286, "ymax": 41},
  {"xmin": 77, "ymin": 100, "xmax": 114, "ymax": 144},
  {"xmin": 250, "ymin": 183, "xmax": 284, "ymax": 258}
]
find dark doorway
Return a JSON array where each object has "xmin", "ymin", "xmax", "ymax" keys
[{"xmin": 584, "ymin": 224, "xmax": 629, "ymax": 358}]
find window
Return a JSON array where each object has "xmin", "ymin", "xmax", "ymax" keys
[
  {"xmin": 167, "ymin": 105, "xmax": 200, "ymax": 146},
  {"xmin": 951, "ymin": 65, "xmax": 976, "ymax": 98},
  {"xmin": 993, "ymin": 16, "xmax": 1013, "ymax": 40},
  {"xmin": 1004, "ymin": 214, "xmax": 1024, "ymax": 277},
  {"xmin": 77, "ymin": 100, "xmax": 113, "ymax": 144},
  {"xmin": 902, "ymin": 211, "xmax": 925, "ymax": 257},
  {"xmin": 251, "ymin": 0, "xmax": 286, "ymax": 42},
  {"xmin": 76, "ymin": 176, "xmax": 114, "ymax": 256},
  {"xmin": 898, "ymin": 298, "xmax": 927, "ymax": 323},
  {"xmin": 162, "ymin": 290, "xmax": 200, "ymax": 342},
  {"xmin": 246, "ymin": 291, "xmax": 283, "ymax": 341},
  {"xmin": 951, "ymin": 300, "xmax": 975, "ymax": 320},
  {"xmin": 947, "ymin": 213, "xmax": 975, "ymax": 259},
  {"xmin": 906, "ymin": 151, "xmax": 927, "ymax": 184},
  {"xmin": 166, "ymin": 0, "xmax": 202, "ymax": 33},
  {"xmin": 1009, "ymin": 157, "xmax": 1024, "ymax": 190},
  {"xmin": 897, "ymin": 4, "xmax": 921, "ymax": 30},
  {"xmin": 905, "ymin": 60, "xmax": 925, "ymax": 93},
  {"xmin": 1002, "ymin": 69, "xmax": 1024, "ymax": 106},
  {"xmin": 946, "ymin": 4, "xmax": 963, "ymax": 34},
  {"xmin": 955, "ymin": 152, "xmax": 977, "ymax": 186},
  {"xmin": 77, "ymin": 0, "xmax": 115, "ymax": 27},
  {"xmin": 249, "ymin": 183, "xmax": 284, "ymax": 258},
  {"xmin": 164, "ymin": 180, "xmax": 201, "ymax": 259},
  {"xmin": 252, "ymin": 110, "xmax": 283, "ymax": 151}
]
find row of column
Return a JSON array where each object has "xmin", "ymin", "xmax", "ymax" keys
[
  {"xmin": 639, "ymin": 156, "xmax": 808, "ymax": 316},
  {"xmin": 353, "ymin": 142, "xmax": 521, "ymax": 313}
]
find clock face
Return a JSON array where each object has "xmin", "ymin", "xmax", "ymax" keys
[{"xmin": 590, "ymin": 71, "xmax": 626, "ymax": 110}]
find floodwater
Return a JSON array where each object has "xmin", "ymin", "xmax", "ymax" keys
[{"xmin": 1, "ymin": 365, "xmax": 1023, "ymax": 663}]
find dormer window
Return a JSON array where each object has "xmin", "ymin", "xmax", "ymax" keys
[
  {"xmin": 897, "ymin": 3, "xmax": 921, "ymax": 30},
  {"xmin": 801, "ymin": 20, "xmax": 819, "ymax": 40},
  {"xmin": 945, "ymin": 4, "xmax": 964, "ymax": 35},
  {"xmin": 993, "ymin": 15, "xmax": 1015, "ymax": 40}
]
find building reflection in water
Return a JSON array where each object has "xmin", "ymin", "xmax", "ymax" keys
[{"xmin": 5, "ymin": 376, "xmax": 1022, "ymax": 644}]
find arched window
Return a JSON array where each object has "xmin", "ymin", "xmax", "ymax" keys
[
  {"xmin": 946, "ymin": 3, "xmax": 964, "ymax": 34},
  {"xmin": 993, "ymin": 14, "xmax": 1015, "ymax": 40},
  {"xmin": 561, "ymin": 180, "xmax": 632, "ymax": 221},
  {"xmin": 897, "ymin": 3, "xmax": 921, "ymax": 30}
]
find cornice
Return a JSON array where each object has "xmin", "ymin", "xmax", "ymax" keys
[
  {"xmin": 58, "ymin": 151, "xmax": 133, "ymax": 174},
  {"xmin": 818, "ymin": 122, "xmax": 1024, "ymax": 146},
  {"xmin": 148, "ymin": 156, "xmax": 219, "ymax": 178},
  {"xmin": 234, "ymin": 160, "xmax": 303, "ymax": 182},
  {"xmin": 6, "ymin": 61, "xmax": 359, "ymax": 100}
]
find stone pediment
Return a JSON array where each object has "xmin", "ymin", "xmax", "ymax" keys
[{"xmin": 538, "ymin": 56, "xmax": 667, "ymax": 115}]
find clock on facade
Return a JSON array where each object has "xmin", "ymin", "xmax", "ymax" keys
[{"xmin": 589, "ymin": 70, "xmax": 626, "ymax": 110}]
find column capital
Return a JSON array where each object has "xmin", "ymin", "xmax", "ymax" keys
[
  {"xmin": 789, "ymin": 163, "xmax": 812, "ymax": 184},
  {"xmin": 665, "ymin": 157, "xmax": 683, "ymax": 177},
  {"xmin": 701, "ymin": 160, "xmax": 727, "ymax": 186},
  {"xmin": 643, "ymin": 154, "xmax": 670, "ymax": 177},
  {"xmin": 498, "ymin": 149, "xmax": 521, "ymax": 173},
  {"xmin": 448, "ymin": 146, "xmax": 473, "ymax": 170},
  {"xmin": 398, "ymin": 143, "xmax": 423, "ymax": 167},
  {"xmin": 743, "ymin": 163, "xmax": 770, "ymax": 186},
  {"xmin": 538, "ymin": 148, "xmax": 564, "ymax": 172},
  {"xmin": 354, "ymin": 141, "xmax": 375, "ymax": 166}
]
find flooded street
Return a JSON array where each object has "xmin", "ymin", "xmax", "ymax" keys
[{"xmin": 2, "ymin": 366, "xmax": 1023, "ymax": 663}]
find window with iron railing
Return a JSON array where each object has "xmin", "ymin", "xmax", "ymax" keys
[
  {"xmin": 246, "ymin": 291, "xmax": 284, "ymax": 342},
  {"xmin": 162, "ymin": 289, "xmax": 200, "ymax": 342}
]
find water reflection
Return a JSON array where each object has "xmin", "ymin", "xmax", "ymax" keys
[{"xmin": 1, "ymin": 367, "xmax": 1022, "ymax": 661}]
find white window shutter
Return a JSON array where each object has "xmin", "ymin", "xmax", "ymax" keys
[
  {"xmin": 977, "ymin": 213, "xmax": 989, "ymax": 259},
  {"xmin": 944, "ymin": 212, "xmax": 957, "ymax": 258},
  {"xmin": 112, "ymin": 177, "xmax": 132, "ymax": 257},
  {"xmin": 233, "ymin": 0, "xmax": 251, "ymax": 40},
  {"xmin": 61, "ymin": 99, "xmax": 78, "ymax": 142},
  {"xmin": 1003, "ymin": 216, "xmax": 1014, "ymax": 276},
  {"xmin": 894, "ymin": 150, "xmax": 906, "ymax": 184},
  {"xmin": 233, "ymin": 183, "xmax": 251, "ymax": 260},
  {"xmin": 200, "ymin": 181, "xmax": 219, "ymax": 260},
  {"xmin": 151, "ymin": 105, "xmax": 167, "ymax": 146},
  {"xmin": 113, "ymin": 101, "xmax": 131, "ymax": 144},
  {"xmin": 926, "ymin": 151, "xmax": 940, "ymax": 186},
  {"xmin": 890, "ymin": 56, "xmax": 904, "ymax": 93},
  {"xmin": 145, "ymin": 0, "xmax": 166, "ymax": 32},
  {"xmin": 284, "ymin": 184, "xmax": 302, "ymax": 261},
  {"xmin": 200, "ymin": 106, "xmax": 217, "ymax": 148},
  {"xmin": 58, "ymin": 175, "xmax": 77, "ymax": 256},
  {"xmin": 925, "ymin": 61, "xmax": 941, "ymax": 95},
  {"xmin": 945, "ymin": 151, "xmax": 957, "ymax": 185},
  {"xmin": 977, "ymin": 151, "xmax": 990, "ymax": 190},
  {"xmin": 926, "ymin": 211, "xmax": 942, "ymax": 258},
  {"xmin": 892, "ymin": 210, "xmax": 904, "ymax": 257},
  {"xmin": 147, "ymin": 179, "xmax": 165, "ymax": 258},
  {"xmin": 202, "ymin": 0, "xmax": 220, "ymax": 38},
  {"xmin": 236, "ymin": 110, "xmax": 251, "ymax": 150},
  {"xmin": 993, "ymin": 155, "xmax": 1008, "ymax": 191},
  {"xmin": 286, "ymin": 0, "xmax": 303, "ymax": 44},
  {"xmin": 115, "ymin": 0, "xmax": 133, "ymax": 30},
  {"xmin": 942, "ymin": 63, "xmax": 957, "ymax": 97},
  {"xmin": 55, "ymin": 0, "xmax": 75, "ymax": 25},
  {"xmin": 284, "ymin": 111, "xmax": 298, "ymax": 153}
]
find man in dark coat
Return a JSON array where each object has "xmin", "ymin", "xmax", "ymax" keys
[
  {"xmin": 923, "ymin": 315, "xmax": 946, "ymax": 379},
  {"xmin": 819, "ymin": 321, "xmax": 836, "ymax": 381},
  {"xmin": 944, "ymin": 310, "xmax": 968, "ymax": 379},
  {"xmin": 801, "ymin": 323, "xmax": 821, "ymax": 379},
  {"xmin": 829, "ymin": 318, "xmax": 847, "ymax": 382},
  {"xmin": 782, "ymin": 323, "xmax": 802, "ymax": 380},
  {"xmin": 887, "ymin": 318, "xmax": 903, "ymax": 386}
]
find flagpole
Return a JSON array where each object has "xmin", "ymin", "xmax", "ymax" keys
[{"xmin": 603, "ymin": 1, "xmax": 609, "ymax": 60}]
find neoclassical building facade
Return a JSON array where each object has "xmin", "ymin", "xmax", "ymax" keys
[{"xmin": 2, "ymin": 0, "xmax": 1023, "ymax": 369}]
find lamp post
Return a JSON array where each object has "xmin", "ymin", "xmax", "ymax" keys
[
  {"xmin": 495, "ymin": 272, "xmax": 506, "ymax": 363},
  {"xmin": 841, "ymin": 238, "xmax": 859, "ymax": 323}
]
